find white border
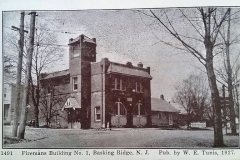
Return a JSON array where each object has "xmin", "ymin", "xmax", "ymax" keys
[{"xmin": 1, "ymin": 0, "xmax": 240, "ymax": 160}]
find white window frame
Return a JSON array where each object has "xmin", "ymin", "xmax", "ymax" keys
[
  {"xmin": 72, "ymin": 77, "xmax": 78, "ymax": 91},
  {"xmin": 4, "ymin": 88, "xmax": 6, "ymax": 96},
  {"xmin": 113, "ymin": 78, "xmax": 126, "ymax": 91},
  {"xmin": 134, "ymin": 102, "xmax": 145, "ymax": 116},
  {"xmin": 72, "ymin": 46, "xmax": 80, "ymax": 57},
  {"xmin": 140, "ymin": 83, "xmax": 143, "ymax": 93},
  {"xmin": 136, "ymin": 82, "xmax": 143, "ymax": 93},
  {"xmin": 95, "ymin": 106, "xmax": 101, "ymax": 121},
  {"xmin": 138, "ymin": 104, "xmax": 141, "ymax": 116},
  {"xmin": 158, "ymin": 112, "xmax": 162, "ymax": 119},
  {"xmin": 114, "ymin": 102, "xmax": 127, "ymax": 116},
  {"xmin": 169, "ymin": 114, "xmax": 173, "ymax": 121}
]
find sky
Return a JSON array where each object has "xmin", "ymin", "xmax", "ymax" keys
[{"xmin": 3, "ymin": 9, "xmax": 240, "ymax": 101}]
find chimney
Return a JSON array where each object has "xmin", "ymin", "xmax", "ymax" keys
[
  {"xmin": 101, "ymin": 57, "xmax": 109, "ymax": 65},
  {"xmin": 146, "ymin": 66, "xmax": 150, "ymax": 74},
  {"xmin": 137, "ymin": 62, "xmax": 143, "ymax": 68},
  {"xmin": 101, "ymin": 57, "xmax": 110, "ymax": 71},
  {"xmin": 126, "ymin": 61, "xmax": 133, "ymax": 67},
  {"xmin": 80, "ymin": 34, "xmax": 85, "ymax": 41},
  {"xmin": 160, "ymin": 94, "xmax": 164, "ymax": 100}
]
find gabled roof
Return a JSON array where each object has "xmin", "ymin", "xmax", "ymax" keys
[
  {"xmin": 107, "ymin": 63, "xmax": 152, "ymax": 79},
  {"xmin": 171, "ymin": 102, "xmax": 187, "ymax": 115},
  {"xmin": 41, "ymin": 69, "xmax": 69, "ymax": 80},
  {"xmin": 62, "ymin": 97, "xmax": 81, "ymax": 110},
  {"xmin": 151, "ymin": 98, "xmax": 179, "ymax": 113}
]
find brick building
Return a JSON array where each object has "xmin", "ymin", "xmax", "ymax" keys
[{"xmin": 40, "ymin": 34, "xmax": 152, "ymax": 129}]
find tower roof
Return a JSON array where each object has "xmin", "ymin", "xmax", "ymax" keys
[{"xmin": 68, "ymin": 34, "xmax": 96, "ymax": 45}]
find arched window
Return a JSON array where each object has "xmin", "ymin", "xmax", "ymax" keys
[
  {"xmin": 113, "ymin": 102, "xmax": 127, "ymax": 115},
  {"xmin": 133, "ymin": 102, "xmax": 146, "ymax": 115}
]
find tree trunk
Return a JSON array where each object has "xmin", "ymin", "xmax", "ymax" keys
[
  {"xmin": 205, "ymin": 52, "xmax": 224, "ymax": 147},
  {"xmin": 34, "ymin": 81, "xmax": 40, "ymax": 128},
  {"xmin": 45, "ymin": 112, "xmax": 49, "ymax": 126},
  {"xmin": 203, "ymin": 9, "xmax": 224, "ymax": 146},
  {"xmin": 187, "ymin": 107, "xmax": 191, "ymax": 129},
  {"xmin": 30, "ymin": 76, "xmax": 40, "ymax": 128},
  {"xmin": 34, "ymin": 105, "xmax": 39, "ymax": 127},
  {"xmin": 225, "ymin": 8, "xmax": 237, "ymax": 135}
]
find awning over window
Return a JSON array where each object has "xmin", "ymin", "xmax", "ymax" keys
[{"xmin": 62, "ymin": 97, "xmax": 81, "ymax": 111}]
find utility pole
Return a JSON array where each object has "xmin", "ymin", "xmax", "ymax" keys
[
  {"xmin": 18, "ymin": 11, "xmax": 37, "ymax": 139},
  {"xmin": 225, "ymin": 8, "xmax": 237, "ymax": 135},
  {"xmin": 11, "ymin": 12, "xmax": 28, "ymax": 137}
]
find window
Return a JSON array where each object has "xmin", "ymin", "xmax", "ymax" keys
[
  {"xmin": 166, "ymin": 113, "xmax": 169, "ymax": 120},
  {"xmin": 112, "ymin": 78, "xmax": 126, "ymax": 91},
  {"xmin": 117, "ymin": 78, "xmax": 121, "ymax": 90},
  {"xmin": 72, "ymin": 46, "xmax": 80, "ymax": 57},
  {"xmin": 133, "ymin": 102, "xmax": 145, "ymax": 115},
  {"xmin": 4, "ymin": 104, "xmax": 10, "ymax": 120},
  {"xmin": 95, "ymin": 106, "xmax": 101, "ymax": 121},
  {"xmin": 73, "ymin": 77, "xmax": 78, "ymax": 91},
  {"xmin": 136, "ymin": 82, "xmax": 143, "ymax": 93},
  {"xmin": 113, "ymin": 102, "xmax": 127, "ymax": 115},
  {"xmin": 66, "ymin": 101, "xmax": 70, "ymax": 106},
  {"xmin": 4, "ymin": 88, "xmax": 6, "ymax": 98},
  {"xmin": 158, "ymin": 112, "xmax": 162, "ymax": 119}
]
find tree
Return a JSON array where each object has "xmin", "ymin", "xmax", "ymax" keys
[
  {"xmin": 3, "ymin": 21, "xmax": 64, "ymax": 128},
  {"xmin": 215, "ymin": 8, "xmax": 240, "ymax": 135},
  {"xmin": 174, "ymin": 74, "xmax": 211, "ymax": 128},
  {"xmin": 39, "ymin": 81, "xmax": 67, "ymax": 127},
  {"xmin": 29, "ymin": 24, "xmax": 64, "ymax": 128},
  {"xmin": 3, "ymin": 55, "xmax": 15, "ymax": 74},
  {"xmin": 139, "ymin": 8, "xmax": 231, "ymax": 146},
  {"xmin": 233, "ymin": 65, "xmax": 240, "ymax": 117}
]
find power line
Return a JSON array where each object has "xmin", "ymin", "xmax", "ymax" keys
[
  {"xmin": 25, "ymin": 25, "xmax": 86, "ymax": 34},
  {"xmin": 4, "ymin": 25, "xmax": 83, "ymax": 35},
  {"xmin": 37, "ymin": 43, "xmax": 68, "ymax": 47}
]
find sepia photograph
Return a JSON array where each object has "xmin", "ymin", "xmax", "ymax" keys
[{"xmin": 2, "ymin": 7, "xmax": 240, "ymax": 149}]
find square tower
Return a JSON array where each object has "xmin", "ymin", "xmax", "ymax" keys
[{"xmin": 68, "ymin": 34, "xmax": 97, "ymax": 128}]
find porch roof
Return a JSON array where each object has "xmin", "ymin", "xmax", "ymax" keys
[
  {"xmin": 171, "ymin": 102, "xmax": 187, "ymax": 115},
  {"xmin": 62, "ymin": 97, "xmax": 81, "ymax": 110},
  {"xmin": 151, "ymin": 98, "xmax": 179, "ymax": 113}
]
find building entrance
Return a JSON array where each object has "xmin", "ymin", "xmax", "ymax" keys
[
  {"xmin": 67, "ymin": 108, "xmax": 81, "ymax": 129},
  {"xmin": 111, "ymin": 102, "xmax": 127, "ymax": 127}
]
